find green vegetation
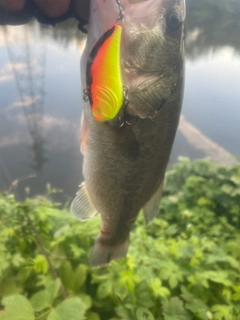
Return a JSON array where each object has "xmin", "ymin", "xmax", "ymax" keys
[{"xmin": 1, "ymin": 158, "xmax": 240, "ymax": 320}]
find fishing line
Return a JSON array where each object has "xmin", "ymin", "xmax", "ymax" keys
[
  {"xmin": 116, "ymin": 0, "xmax": 125, "ymax": 23},
  {"xmin": 115, "ymin": 0, "xmax": 131, "ymax": 127}
]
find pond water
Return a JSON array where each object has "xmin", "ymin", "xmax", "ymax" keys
[{"xmin": 0, "ymin": 0, "xmax": 239, "ymax": 202}]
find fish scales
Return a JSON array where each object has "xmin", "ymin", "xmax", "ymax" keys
[
  {"xmin": 71, "ymin": 0, "xmax": 186, "ymax": 267},
  {"xmin": 127, "ymin": 29, "xmax": 165, "ymax": 71}
]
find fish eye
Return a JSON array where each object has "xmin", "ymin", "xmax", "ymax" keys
[{"xmin": 166, "ymin": 12, "xmax": 183, "ymax": 31}]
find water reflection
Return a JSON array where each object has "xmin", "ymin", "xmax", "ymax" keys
[
  {"xmin": 185, "ymin": 0, "xmax": 240, "ymax": 59},
  {"xmin": 0, "ymin": 0, "xmax": 239, "ymax": 201},
  {"xmin": 0, "ymin": 22, "xmax": 82, "ymax": 200},
  {"xmin": 3, "ymin": 25, "xmax": 47, "ymax": 172},
  {"xmin": 32, "ymin": 0, "xmax": 240, "ymax": 59}
]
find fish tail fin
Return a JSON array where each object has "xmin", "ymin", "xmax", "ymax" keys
[{"xmin": 89, "ymin": 235, "xmax": 129, "ymax": 267}]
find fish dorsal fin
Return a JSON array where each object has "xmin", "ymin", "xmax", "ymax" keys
[
  {"xmin": 70, "ymin": 182, "xmax": 98, "ymax": 221},
  {"xmin": 143, "ymin": 180, "xmax": 164, "ymax": 226}
]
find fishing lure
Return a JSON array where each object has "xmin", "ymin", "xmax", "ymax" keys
[{"xmin": 85, "ymin": 24, "xmax": 124, "ymax": 122}]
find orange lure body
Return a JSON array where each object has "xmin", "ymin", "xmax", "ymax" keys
[{"xmin": 86, "ymin": 25, "xmax": 123, "ymax": 122}]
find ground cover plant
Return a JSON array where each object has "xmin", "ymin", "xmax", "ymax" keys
[{"xmin": 0, "ymin": 158, "xmax": 240, "ymax": 320}]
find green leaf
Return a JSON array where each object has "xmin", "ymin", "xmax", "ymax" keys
[
  {"xmin": 59, "ymin": 262, "xmax": 87, "ymax": 292},
  {"xmin": 30, "ymin": 278, "xmax": 61, "ymax": 311},
  {"xmin": 137, "ymin": 291, "xmax": 155, "ymax": 308},
  {"xmin": 169, "ymin": 275, "xmax": 178, "ymax": 289},
  {"xmin": 30, "ymin": 290, "xmax": 49, "ymax": 312},
  {"xmin": 165, "ymin": 224, "xmax": 178, "ymax": 236},
  {"xmin": 0, "ymin": 279, "xmax": 22, "ymax": 297},
  {"xmin": 158, "ymin": 287, "xmax": 171, "ymax": 298},
  {"xmin": 136, "ymin": 307, "xmax": 154, "ymax": 320},
  {"xmin": 206, "ymin": 271, "xmax": 232, "ymax": 287},
  {"xmin": 58, "ymin": 261, "xmax": 75, "ymax": 292},
  {"xmin": 113, "ymin": 284, "xmax": 129, "ymax": 302},
  {"xmin": 33, "ymin": 255, "xmax": 49, "ymax": 274},
  {"xmin": 150, "ymin": 278, "xmax": 162, "ymax": 296},
  {"xmin": 72, "ymin": 264, "xmax": 88, "ymax": 291},
  {"xmin": 212, "ymin": 305, "xmax": 233, "ymax": 320},
  {"xmin": 97, "ymin": 282, "xmax": 112, "ymax": 299},
  {"xmin": 230, "ymin": 174, "xmax": 240, "ymax": 186},
  {"xmin": 69, "ymin": 244, "xmax": 86, "ymax": 259},
  {"xmin": 162, "ymin": 297, "xmax": 191, "ymax": 320},
  {"xmin": 232, "ymin": 292, "xmax": 240, "ymax": 301},
  {"xmin": 181, "ymin": 286, "xmax": 209, "ymax": 319},
  {"xmin": 221, "ymin": 184, "xmax": 235, "ymax": 196},
  {"xmin": 0, "ymin": 295, "xmax": 35, "ymax": 320},
  {"xmin": 11, "ymin": 253, "xmax": 25, "ymax": 267},
  {"xmin": 115, "ymin": 306, "xmax": 133, "ymax": 319},
  {"xmin": 47, "ymin": 297, "xmax": 87, "ymax": 320},
  {"xmin": 78, "ymin": 294, "xmax": 92, "ymax": 310},
  {"xmin": 159, "ymin": 268, "xmax": 171, "ymax": 280},
  {"xmin": 86, "ymin": 312, "xmax": 100, "ymax": 320}
]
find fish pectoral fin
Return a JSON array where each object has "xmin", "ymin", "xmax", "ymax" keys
[
  {"xmin": 143, "ymin": 180, "xmax": 164, "ymax": 226},
  {"xmin": 70, "ymin": 182, "xmax": 98, "ymax": 221}
]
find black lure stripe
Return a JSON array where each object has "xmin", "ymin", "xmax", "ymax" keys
[{"xmin": 86, "ymin": 25, "xmax": 116, "ymax": 108}]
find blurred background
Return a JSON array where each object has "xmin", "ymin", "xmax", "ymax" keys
[{"xmin": 0, "ymin": 0, "xmax": 239, "ymax": 202}]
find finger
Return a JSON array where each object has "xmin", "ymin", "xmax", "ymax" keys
[
  {"xmin": 0, "ymin": 0, "xmax": 26, "ymax": 11},
  {"xmin": 74, "ymin": 0, "xmax": 89, "ymax": 22},
  {"xmin": 33, "ymin": 0, "xmax": 71, "ymax": 18}
]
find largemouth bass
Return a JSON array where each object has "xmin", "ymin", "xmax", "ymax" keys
[{"xmin": 71, "ymin": 0, "xmax": 186, "ymax": 267}]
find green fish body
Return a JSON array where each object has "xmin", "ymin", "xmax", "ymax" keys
[{"xmin": 71, "ymin": 0, "xmax": 186, "ymax": 267}]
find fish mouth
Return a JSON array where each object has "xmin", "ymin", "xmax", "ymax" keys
[
  {"xmin": 122, "ymin": 0, "xmax": 163, "ymax": 24},
  {"xmin": 128, "ymin": 0, "xmax": 151, "ymax": 3},
  {"xmin": 122, "ymin": 0, "xmax": 185, "ymax": 23}
]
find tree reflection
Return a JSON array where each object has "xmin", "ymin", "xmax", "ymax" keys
[
  {"xmin": 38, "ymin": 19, "xmax": 86, "ymax": 49},
  {"xmin": 3, "ymin": 25, "xmax": 47, "ymax": 172},
  {"xmin": 185, "ymin": 0, "xmax": 240, "ymax": 59},
  {"xmin": 37, "ymin": 0, "xmax": 240, "ymax": 60}
]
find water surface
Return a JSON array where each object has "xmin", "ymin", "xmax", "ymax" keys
[{"xmin": 0, "ymin": 0, "xmax": 239, "ymax": 201}]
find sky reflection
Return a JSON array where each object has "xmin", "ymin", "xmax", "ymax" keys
[{"xmin": 0, "ymin": 0, "xmax": 239, "ymax": 201}]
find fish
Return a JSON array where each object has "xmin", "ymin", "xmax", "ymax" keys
[{"xmin": 71, "ymin": 0, "xmax": 186, "ymax": 267}]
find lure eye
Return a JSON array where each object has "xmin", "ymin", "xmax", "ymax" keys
[{"xmin": 166, "ymin": 12, "xmax": 183, "ymax": 31}]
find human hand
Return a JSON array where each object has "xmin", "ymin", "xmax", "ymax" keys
[{"xmin": 0, "ymin": 0, "xmax": 89, "ymax": 32}]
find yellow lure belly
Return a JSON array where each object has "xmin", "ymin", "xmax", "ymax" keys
[{"xmin": 86, "ymin": 25, "xmax": 123, "ymax": 122}]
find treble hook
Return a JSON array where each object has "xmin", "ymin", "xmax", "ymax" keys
[
  {"xmin": 117, "ymin": 86, "xmax": 129, "ymax": 127},
  {"xmin": 83, "ymin": 88, "xmax": 89, "ymax": 102}
]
